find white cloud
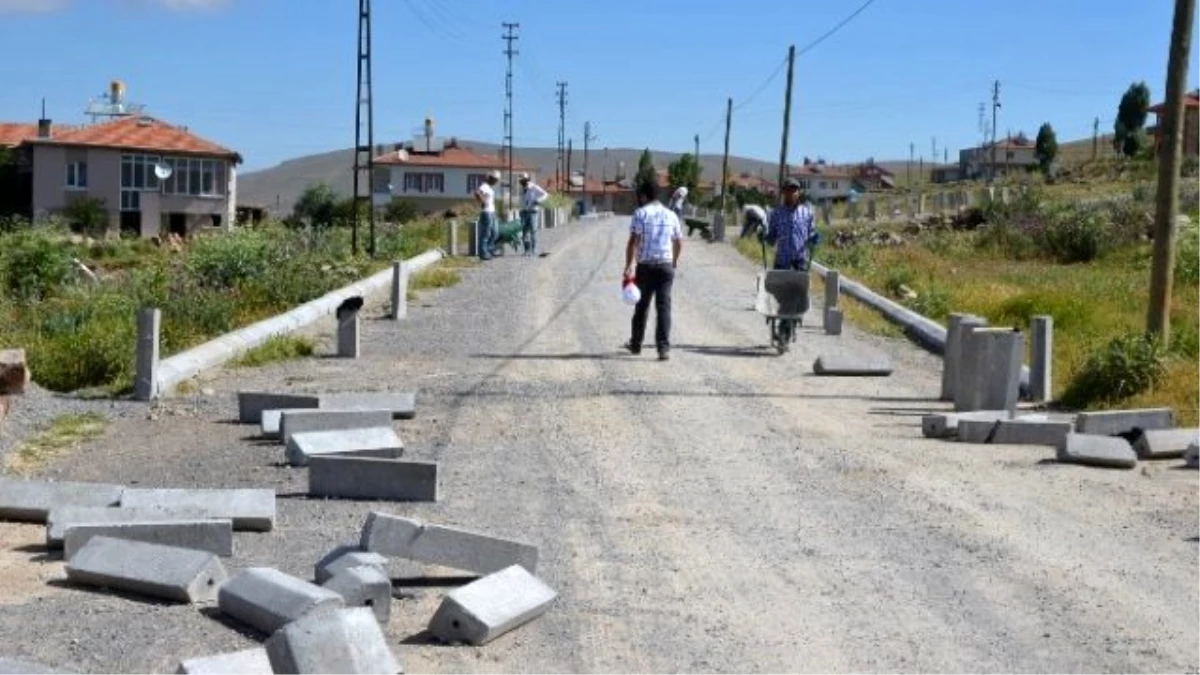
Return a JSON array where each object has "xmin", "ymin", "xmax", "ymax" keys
[{"xmin": 0, "ymin": 0, "xmax": 69, "ymax": 14}]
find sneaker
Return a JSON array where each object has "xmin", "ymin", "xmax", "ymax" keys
[
  {"xmin": 657, "ymin": 350, "xmax": 670, "ymax": 361},
  {"xmin": 622, "ymin": 342, "xmax": 641, "ymax": 355}
]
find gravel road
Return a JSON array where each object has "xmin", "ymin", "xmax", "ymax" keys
[{"xmin": 0, "ymin": 217, "xmax": 1196, "ymax": 673}]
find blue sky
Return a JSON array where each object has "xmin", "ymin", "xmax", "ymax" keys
[{"xmin": 1, "ymin": 0, "xmax": 1197, "ymax": 173}]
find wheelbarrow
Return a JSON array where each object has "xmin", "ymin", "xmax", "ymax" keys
[
  {"xmin": 494, "ymin": 218, "xmax": 524, "ymax": 256},
  {"xmin": 755, "ymin": 268, "xmax": 810, "ymax": 354}
]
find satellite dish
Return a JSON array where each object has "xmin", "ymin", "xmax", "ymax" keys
[
  {"xmin": 396, "ymin": 149, "xmax": 409, "ymax": 161},
  {"xmin": 153, "ymin": 162, "xmax": 173, "ymax": 180}
]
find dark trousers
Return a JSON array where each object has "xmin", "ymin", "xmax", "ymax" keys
[{"xmin": 630, "ymin": 262, "xmax": 675, "ymax": 351}]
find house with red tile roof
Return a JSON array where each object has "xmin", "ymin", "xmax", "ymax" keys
[
  {"xmin": 958, "ymin": 134, "xmax": 1038, "ymax": 180},
  {"xmin": 1, "ymin": 113, "xmax": 241, "ymax": 238},
  {"xmin": 371, "ymin": 119, "xmax": 537, "ymax": 214},
  {"xmin": 1148, "ymin": 89, "xmax": 1199, "ymax": 159}
]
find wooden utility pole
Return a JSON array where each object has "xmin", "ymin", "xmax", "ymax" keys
[
  {"xmin": 720, "ymin": 97, "xmax": 733, "ymax": 215},
  {"xmin": 1147, "ymin": 0, "xmax": 1196, "ymax": 345},
  {"xmin": 777, "ymin": 45, "xmax": 796, "ymax": 193}
]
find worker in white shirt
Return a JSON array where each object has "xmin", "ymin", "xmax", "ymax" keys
[
  {"xmin": 518, "ymin": 173, "xmax": 549, "ymax": 257},
  {"xmin": 474, "ymin": 170, "xmax": 500, "ymax": 260}
]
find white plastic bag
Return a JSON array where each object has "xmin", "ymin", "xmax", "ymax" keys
[{"xmin": 622, "ymin": 278, "xmax": 641, "ymax": 305}]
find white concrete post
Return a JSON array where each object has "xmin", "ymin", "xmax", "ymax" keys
[
  {"xmin": 134, "ymin": 308, "xmax": 161, "ymax": 401},
  {"xmin": 1030, "ymin": 315, "xmax": 1053, "ymax": 403},
  {"xmin": 947, "ymin": 315, "xmax": 989, "ymax": 404},
  {"xmin": 446, "ymin": 220, "xmax": 458, "ymax": 256},
  {"xmin": 956, "ymin": 327, "xmax": 1023, "ymax": 414},
  {"xmin": 390, "ymin": 261, "xmax": 408, "ymax": 321}
]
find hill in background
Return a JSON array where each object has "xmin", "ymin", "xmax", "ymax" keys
[{"xmin": 239, "ymin": 133, "xmax": 1109, "ymax": 213}]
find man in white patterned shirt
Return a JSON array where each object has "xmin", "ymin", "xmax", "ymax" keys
[
  {"xmin": 623, "ymin": 179, "xmax": 683, "ymax": 361},
  {"xmin": 518, "ymin": 173, "xmax": 548, "ymax": 257}
]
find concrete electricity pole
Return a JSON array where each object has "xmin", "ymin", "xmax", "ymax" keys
[
  {"xmin": 1092, "ymin": 116, "xmax": 1100, "ymax": 161},
  {"xmin": 720, "ymin": 97, "xmax": 733, "ymax": 216},
  {"xmin": 555, "ymin": 82, "xmax": 567, "ymax": 188},
  {"xmin": 1147, "ymin": 0, "xmax": 1196, "ymax": 345},
  {"xmin": 501, "ymin": 21, "xmax": 519, "ymax": 213},
  {"xmin": 583, "ymin": 122, "xmax": 598, "ymax": 187},
  {"xmin": 777, "ymin": 45, "xmax": 796, "ymax": 193},
  {"xmin": 989, "ymin": 80, "xmax": 1001, "ymax": 183}
]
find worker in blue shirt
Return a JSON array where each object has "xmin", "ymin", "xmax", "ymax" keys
[{"xmin": 764, "ymin": 177, "xmax": 820, "ymax": 270}]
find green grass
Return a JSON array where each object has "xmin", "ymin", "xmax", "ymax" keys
[
  {"xmin": 4, "ymin": 412, "xmax": 108, "ymax": 476},
  {"xmin": 230, "ymin": 335, "xmax": 316, "ymax": 368}
]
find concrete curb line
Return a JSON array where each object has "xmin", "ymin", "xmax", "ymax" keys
[
  {"xmin": 155, "ymin": 248, "xmax": 445, "ymax": 397},
  {"xmin": 809, "ymin": 261, "xmax": 1032, "ymax": 397}
]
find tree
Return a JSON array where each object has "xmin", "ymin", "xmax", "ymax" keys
[
  {"xmin": 1034, "ymin": 123, "xmax": 1058, "ymax": 174},
  {"xmin": 333, "ymin": 196, "xmax": 369, "ymax": 228},
  {"xmin": 384, "ymin": 197, "xmax": 420, "ymax": 224},
  {"xmin": 1114, "ymin": 82, "xmax": 1152, "ymax": 157},
  {"xmin": 634, "ymin": 148, "xmax": 658, "ymax": 190},
  {"xmin": 667, "ymin": 153, "xmax": 702, "ymax": 193},
  {"xmin": 62, "ymin": 195, "xmax": 109, "ymax": 237},
  {"xmin": 292, "ymin": 182, "xmax": 338, "ymax": 229}
]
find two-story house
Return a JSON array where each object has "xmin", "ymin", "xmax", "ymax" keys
[
  {"xmin": 1, "ymin": 113, "xmax": 241, "ymax": 238},
  {"xmin": 1148, "ymin": 89, "xmax": 1199, "ymax": 159},
  {"xmin": 789, "ymin": 162, "xmax": 861, "ymax": 202},
  {"xmin": 372, "ymin": 120, "xmax": 536, "ymax": 215},
  {"xmin": 958, "ymin": 135, "xmax": 1037, "ymax": 180}
]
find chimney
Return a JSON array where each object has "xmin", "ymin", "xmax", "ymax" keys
[{"xmin": 37, "ymin": 98, "xmax": 51, "ymax": 138}]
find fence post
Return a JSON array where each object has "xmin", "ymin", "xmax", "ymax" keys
[
  {"xmin": 446, "ymin": 220, "xmax": 458, "ymax": 256},
  {"xmin": 134, "ymin": 307, "xmax": 161, "ymax": 401}
]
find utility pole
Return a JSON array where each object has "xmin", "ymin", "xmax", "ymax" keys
[
  {"xmin": 907, "ymin": 142, "xmax": 914, "ymax": 187},
  {"xmin": 565, "ymin": 138, "xmax": 573, "ymax": 195},
  {"xmin": 1092, "ymin": 116, "xmax": 1100, "ymax": 161},
  {"xmin": 583, "ymin": 121, "xmax": 598, "ymax": 188},
  {"xmin": 351, "ymin": 0, "xmax": 375, "ymax": 256},
  {"xmin": 720, "ymin": 97, "xmax": 733, "ymax": 215},
  {"xmin": 1147, "ymin": 0, "xmax": 1196, "ymax": 345},
  {"xmin": 932, "ymin": 137, "xmax": 938, "ymax": 166},
  {"xmin": 603, "ymin": 147, "xmax": 608, "ymax": 197},
  {"xmin": 944, "ymin": 148, "xmax": 948, "ymax": 165},
  {"xmin": 555, "ymin": 81, "xmax": 567, "ymax": 189},
  {"xmin": 777, "ymin": 45, "xmax": 796, "ymax": 193},
  {"xmin": 989, "ymin": 80, "xmax": 1001, "ymax": 183},
  {"xmin": 501, "ymin": 21, "xmax": 519, "ymax": 213}
]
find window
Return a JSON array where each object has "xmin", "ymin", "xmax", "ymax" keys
[
  {"xmin": 66, "ymin": 162, "xmax": 88, "ymax": 189},
  {"xmin": 466, "ymin": 174, "xmax": 488, "ymax": 193},
  {"xmin": 154, "ymin": 157, "xmax": 224, "ymax": 197},
  {"xmin": 403, "ymin": 172, "xmax": 445, "ymax": 193},
  {"xmin": 120, "ymin": 190, "xmax": 140, "ymax": 212},
  {"xmin": 819, "ymin": 181, "xmax": 827, "ymax": 189},
  {"xmin": 121, "ymin": 154, "xmax": 161, "ymax": 190},
  {"xmin": 831, "ymin": 181, "xmax": 839, "ymax": 189}
]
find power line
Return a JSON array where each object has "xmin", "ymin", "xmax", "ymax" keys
[
  {"xmin": 733, "ymin": 57, "xmax": 789, "ymax": 112},
  {"xmin": 795, "ymin": 0, "xmax": 881, "ymax": 58}
]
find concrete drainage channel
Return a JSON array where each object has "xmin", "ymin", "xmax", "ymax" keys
[{"xmin": 0, "ymin": 244, "xmax": 571, "ymax": 673}]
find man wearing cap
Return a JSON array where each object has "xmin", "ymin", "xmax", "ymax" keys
[
  {"xmin": 518, "ymin": 173, "xmax": 549, "ymax": 257},
  {"xmin": 765, "ymin": 177, "xmax": 819, "ymax": 271},
  {"xmin": 474, "ymin": 170, "xmax": 501, "ymax": 260}
]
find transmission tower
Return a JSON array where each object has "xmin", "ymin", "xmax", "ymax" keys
[
  {"xmin": 556, "ymin": 82, "xmax": 567, "ymax": 188},
  {"xmin": 502, "ymin": 22, "xmax": 519, "ymax": 212},
  {"xmin": 352, "ymin": 0, "xmax": 375, "ymax": 256}
]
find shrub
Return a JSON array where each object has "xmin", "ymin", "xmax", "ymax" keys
[
  {"xmin": 1060, "ymin": 333, "xmax": 1166, "ymax": 409},
  {"xmin": 384, "ymin": 198, "xmax": 420, "ymax": 225},
  {"xmin": 1037, "ymin": 203, "xmax": 1114, "ymax": 263},
  {"xmin": 186, "ymin": 228, "xmax": 287, "ymax": 288},
  {"xmin": 0, "ymin": 230, "xmax": 75, "ymax": 300},
  {"xmin": 905, "ymin": 285, "xmax": 950, "ymax": 321},
  {"xmin": 992, "ymin": 291, "xmax": 1095, "ymax": 332},
  {"xmin": 62, "ymin": 196, "xmax": 110, "ymax": 237},
  {"xmin": 883, "ymin": 266, "xmax": 916, "ymax": 297}
]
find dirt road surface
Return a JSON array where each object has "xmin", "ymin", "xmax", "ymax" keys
[{"xmin": 1, "ymin": 217, "xmax": 1196, "ymax": 673}]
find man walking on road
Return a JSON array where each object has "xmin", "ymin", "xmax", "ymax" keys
[
  {"xmin": 475, "ymin": 170, "xmax": 500, "ymax": 260},
  {"xmin": 623, "ymin": 179, "xmax": 683, "ymax": 361},
  {"xmin": 765, "ymin": 177, "xmax": 819, "ymax": 270},
  {"xmin": 518, "ymin": 173, "xmax": 549, "ymax": 257}
]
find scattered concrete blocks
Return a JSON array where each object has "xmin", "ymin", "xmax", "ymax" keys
[
  {"xmin": 261, "ymin": 408, "xmax": 313, "ymax": 438},
  {"xmin": 285, "ymin": 427, "xmax": 404, "ymax": 468},
  {"xmin": 0, "ymin": 657, "xmax": 70, "ymax": 674},
  {"xmin": 360, "ymin": 512, "xmax": 538, "ymax": 575},
  {"xmin": 811, "ymin": 355, "xmax": 893, "ymax": 376},
  {"xmin": 957, "ymin": 416, "xmax": 1073, "ymax": 446},
  {"xmin": 944, "ymin": 315, "xmax": 989, "ymax": 402},
  {"xmin": 176, "ymin": 648, "xmax": 273, "ymax": 675},
  {"xmin": 1133, "ymin": 428, "xmax": 1200, "ymax": 460},
  {"xmin": 921, "ymin": 410, "xmax": 1010, "ymax": 439},
  {"xmin": 1185, "ymin": 442, "xmax": 1198, "ymax": 469},
  {"xmin": 63, "ymin": 519, "xmax": 234, "ymax": 560},
  {"xmin": 428, "ymin": 564, "xmax": 556, "ymax": 646},
  {"xmin": 321, "ymin": 392, "xmax": 417, "ymax": 420},
  {"xmin": 237, "ymin": 392, "xmax": 320, "ymax": 424},
  {"xmin": 1029, "ymin": 315, "xmax": 1054, "ymax": 403},
  {"xmin": 955, "ymin": 327, "xmax": 1023, "ymax": 413},
  {"xmin": 0, "ymin": 478, "xmax": 124, "ymax": 523},
  {"xmin": 309, "ymin": 456, "xmax": 437, "ymax": 502},
  {"xmin": 218, "ymin": 567, "xmax": 345, "ymax": 636},
  {"xmin": 1056, "ymin": 433, "xmax": 1138, "ymax": 469},
  {"xmin": 322, "ymin": 565, "xmax": 392, "ymax": 623},
  {"xmin": 119, "ymin": 488, "xmax": 276, "ymax": 532},
  {"xmin": 47, "ymin": 505, "xmax": 210, "ymax": 549},
  {"xmin": 1075, "ymin": 408, "xmax": 1175, "ymax": 437},
  {"xmin": 265, "ymin": 607, "xmax": 401, "ymax": 675},
  {"xmin": 280, "ymin": 409, "xmax": 394, "ymax": 446},
  {"xmin": 314, "ymin": 546, "xmax": 389, "ymax": 585},
  {"xmin": 65, "ymin": 536, "xmax": 227, "ymax": 603}
]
